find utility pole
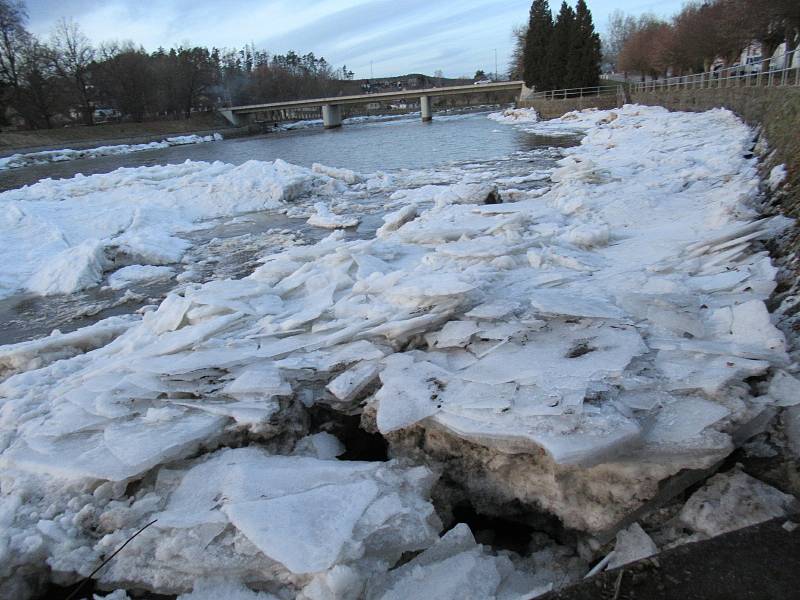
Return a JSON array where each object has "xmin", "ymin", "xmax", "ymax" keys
[
  {"xmin": 494, "ymin": 48, "xmax": 498, "ymax": 81},
  {"xmin": 370, "ymin": 61, "xmax": 374, "ymax": 80}
]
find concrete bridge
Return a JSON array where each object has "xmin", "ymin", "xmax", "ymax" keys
[{"xmin": 219, "ymin": 81, "xmax": 524, "ymax": 128}]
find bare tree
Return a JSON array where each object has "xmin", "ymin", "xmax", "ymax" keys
[
  {"xmin": 508, "ymin": 24, "xmax": 526, "ymax": 80},
  {"xmin": 0, "ymin": 0, "xmax": 28, "ymax": 124},
  {"xmin": 51, "ymin": 18, "xmax": 95, "ymax": 125},
  {"xmin": 618, "ymin": 18, "xmax": 671, "ymax": 80},
  {"xmin": 94, "ymin": 41, "xmax": 153, "ymax": 122},
  {"xmin": 603, "ymin": 10, "xmax": 637, "ymax": 73},
  {"xmin": 18, "ymin": 36, "xmax": 63, "ymax": 128}
]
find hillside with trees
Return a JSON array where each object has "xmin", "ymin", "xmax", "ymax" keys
[{"xmin": 0, "ymin": 0, "xmax": 357, "ymax": 129}]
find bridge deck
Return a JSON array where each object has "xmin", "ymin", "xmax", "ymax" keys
[{"xmin": 228, "ymin": 81, "xmax": 524, "ymax": 114}]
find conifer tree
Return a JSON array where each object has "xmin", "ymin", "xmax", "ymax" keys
[
  {"xmin": 565, "ymin": 0, "xmax": 602, "ymax": 88},
  {"xmin": 522, "ymin": 0, "xmax": 553, "ymax": 90},
  {"xmin": 547, "ymin": 1, "xmax": 575, "ymax": 89}
]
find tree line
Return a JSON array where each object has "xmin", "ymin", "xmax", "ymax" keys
[
  {"xmin": 512, "ymin": 0, "xmax": 602, "ymax": 91},
  {"xmin": 606, "ymin": 0, "xmax": 799, "ymax": 79},
  {"xmin": 0, "ymin": 0, "xmax": 355, "ymax": 129}
]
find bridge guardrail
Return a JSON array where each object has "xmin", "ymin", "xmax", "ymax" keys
[
  {"xmin": 634, "ymin": 48, "xmax": 800, "ymax": 92},
  {"xmin": 524, "ymin": 85, "xmax": 621, "ymax": 100}
]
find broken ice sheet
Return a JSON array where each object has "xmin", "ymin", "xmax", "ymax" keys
[
  {"xmin": 464, "ymin": 300, "xmax": 520, "ymax": 320},
  {"xmin": 643, "ymin": 397, "xmax": 730, "ymax": 444},
  {"xmin": 656, "ymin": 350, "xmax": 771, "ymax": 396},
  {"xmin": 529, "ymin": 289, "xmax": 626, "ymax": 320},
  {"xmin": 365, "ymin": 523, "xmax": 549, "ymax": 600},
  {"xmin": 307, "ymin": 202, "xmax": 360, "ymax": 229},
  {"xmin": 678, "ymin": 469, "xmax": 799, "ymax": 537},
  {"xmin": 3, "ymin": 410, "xmax": 226, "ymax": 481},
  {"xmin": 458, "ymin": 322, "xmax": 645, "ymax": 391},
  {"xmin": 432, "ymin": 406, "xmax": 642, "ymax": 465},
  {"xmin": 151, "ymin": 448, "xmax": 440, "ymax": 575},
  {"xmin": 606, "ymin": 523, "xmax": 658, "ymax": 570},
  {"xmin": 0, "ymin": 105, "xmax": 795, "ymax": 597},
  {"xmin": 767, "ymin": 370, "xmax": 800, "ymax": 407},
  {"xmin": 425, "ymin": 320, "xmax": 481, "ymax": 348},
  {"xmin": 375, "ymin": 321, "xmax": 648, "ymax": 463},
  {"xmin": 325, "ymin": 361, "xmax": 379, "ymax": 405}
]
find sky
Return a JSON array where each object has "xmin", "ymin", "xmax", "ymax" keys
[{"xmin": 26, "ymin": 0, "xmax": 686, "ymax": 78}]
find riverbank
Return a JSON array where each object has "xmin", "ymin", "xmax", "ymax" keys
[
  {"xmin": 0, "ymin": 104, "xmax": 508, "ymax": 157},
  {"xmin": 0, "ymin": 115, "xmax": 249, "ymax": 156}
]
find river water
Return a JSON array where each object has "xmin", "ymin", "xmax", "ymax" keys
[{"xmin": 0, "ymin": 109, "xmax": 579, "ymax": 345}]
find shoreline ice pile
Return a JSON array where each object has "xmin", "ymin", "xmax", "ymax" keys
[
  {"xmin": 0, "ymin": 133, "xmax": 223, "ymax": 171},
  {"xmin": 487, "ymin": 107, "xmax": 540, "ymax": 124},
  {"xmin": 0, "ymin": 104, "xmax": 797, "ymax": 598},
  {"xmin": 0, "ymin": 158, "xmax": 358, "ymax": 299}
]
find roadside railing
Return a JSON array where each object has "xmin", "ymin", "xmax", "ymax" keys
[
  {"xmin": 634, "ymin": 48, "xmax": 799, "ymax": 92},
  {"xmin": 526, "ymin": 85, "xmax": 620, "ymax": 100}
]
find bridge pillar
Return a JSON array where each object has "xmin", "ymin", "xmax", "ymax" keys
[
  {"xmin": 420, "ymin": 95, "xmax": 432, "ymax": 122},
  {"xmin": 322, "ymin": 104, "xmax": 342, "ymax": 129},
  {"xmin": 219, "ymin": 109, "xmax": 240, "ymax": 126}
]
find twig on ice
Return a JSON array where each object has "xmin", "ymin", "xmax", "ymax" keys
[{"xmin": 65, "ymin": 519, "xmax": 158, "ymax": 600}]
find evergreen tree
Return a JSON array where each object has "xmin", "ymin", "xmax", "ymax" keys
[
  {"xmin": 548, "ymin": 1, "xmax": 575, "ymax": 90},
  {"xmin": 565, "ymin": 0, "xmax": 601, "ymax": 88},
  {"xmin": 522, "ymin": 0, "xmax": 553, "ymax": 90}
]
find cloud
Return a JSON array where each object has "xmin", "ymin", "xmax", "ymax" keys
[{"xmin": 25, "ymin": 0, "xmax": 687, "ymax": 77}]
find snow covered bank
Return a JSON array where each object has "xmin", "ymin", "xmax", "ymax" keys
[
  {"xmin": 488, "ymin": 107, "xmax": 539, "ymax": 124},
  {"xmin": 0, "ymin": 158, "xmax": 353, "ymax": 299},
  {"xmin": 0, "ymin": 105, "xmax": 796, "ymax": 598},
  {"xmin": 0, "ymin": 133, "xmax": 223, "ymax": 171}
]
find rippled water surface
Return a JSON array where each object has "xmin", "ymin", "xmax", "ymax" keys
[{"xmin": 1, "ymin": 110, "xmax": 576, "ymax": 190}]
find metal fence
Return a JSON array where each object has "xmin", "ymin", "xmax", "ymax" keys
[
  {"xmin": 634, "ymin": 48, "xmax": 800, "ymax": 92},
  {"xmin": 525, "ymin": 85, "xmax": 621, "ymax": 100}
]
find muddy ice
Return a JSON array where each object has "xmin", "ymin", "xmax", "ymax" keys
[{"xmin": 0, "ymin": 105, "xmax": 798, "ymax": 599}]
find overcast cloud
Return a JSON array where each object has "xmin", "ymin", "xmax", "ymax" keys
[{"xmin": 25, "ymin": 0, "xmax": 685, "ymax": 78}]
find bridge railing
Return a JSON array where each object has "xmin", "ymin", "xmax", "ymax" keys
[
  {"xmin": 525, "ymin": 85, "xmax": 621, "ymax": 100},
  {"xmin": 634, "ymin": 48, "xmax": 800, "ymax": 92}
]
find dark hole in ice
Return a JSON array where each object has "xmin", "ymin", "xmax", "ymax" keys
[
  {"xmin": 309, "ymin": 405, "xmax": 388, "ymax": 462},
  {"xmin": 39, "ymin": 581, "xmax": 175, "ymax": 600},
  {"xmin": 483, "ymin": 189, "xmax": 502, "ymax": 205},
  {"xmin": 450, "ymin": 501, "xmax": 536, "ymax": 554},
  {"xmin": 565, "ymin": 340, "xmax": 596, "ymax": 359}
]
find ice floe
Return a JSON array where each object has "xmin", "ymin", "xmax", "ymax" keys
[
  {"xmin": 488, "ymin": 107, "xmax": 540, "ymax": 124},
  {"xmin": 89, "ymin": 448, "xmax": 440, "ymax": 594},
  {"xmin": 0, "ymin": 104, "xmax": 797, "ymax": 598},
  {"xmin": 0, "ymin": 159, "xmax": 350, "ymax": 298},
  {"xmin": 678, "ymin": 468, "xmax": 798, "ymax": 537},
  {"xmin": 307, "ymin": 202, "xmax": 361, "ymax": 229},
  {"xmin": 107, "ymin": 265, "xmax": 176, "ymax": 290}
]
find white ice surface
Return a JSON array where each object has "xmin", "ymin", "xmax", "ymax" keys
[
  {"xmin": 606, "ymin": 523, "xmax": 658, "ymax": 570},
  {"xmin": 0, "ymin": 158, "xmax": 349, "ymax": 297},
  {"xmin": 92, "ymin": 447, "xmax": 440, "ymax": 593},
  {"xmin": 365, "ymin": 523, "xmax": 549, "ymax": 600},
  {"xmin": 488, "ymin": 107, "xmax": 540, "ymax": 124},
  {"xmin": 0, "ymin": 133, "xmax": 222, "ymax": 171},
  {"xmin": 107, "ymin": 265, "xmax": 176, "ymax": 290},
  {"xmin": 307, "ymin": 202, "xmax": 361, "ymax": 229},
  {"xmin": 0, "ymin": 104, "xmax": 795, "ymax": 597},
  {"xmin": 678, "ymin": 468, "xmax": 798, "ymax": 537}
]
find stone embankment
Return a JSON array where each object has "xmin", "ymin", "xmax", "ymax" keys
[{"xmin": 518, "ymin": 94, "xmax": 620, "ymax": 119}]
